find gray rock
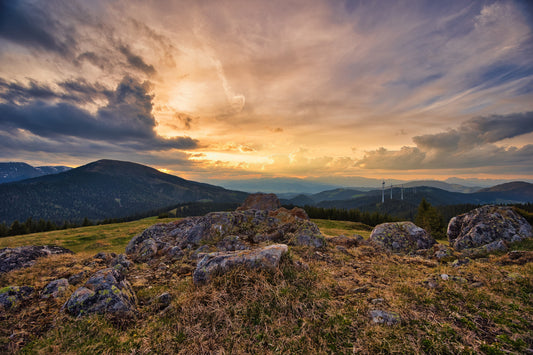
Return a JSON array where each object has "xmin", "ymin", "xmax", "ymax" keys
[
  {"xmin": 0, "ymin": 245, "xmax": 74, "ymax": 274},
  {"xmin": 0, "ymin": 286, "xmax": 34, "ymax": 309},
  {"xmin": 64, "ymin": 268, "xmax": 137, "ymax": 318},
  {"xmin": 369, "ymin": 222, "xmax": 435, "ymax": 254},
  {"xmin": 41, "ymin": 278, "xmax": 69, "ymax": 299},
  {"xmin": 110, "ymin": 253, "xmax": 133, "ymax": 270},
  {"xmin": 451, "ymin": 258, "xmax": 471, "ymax": 268},
  {"xmin": 447, "ymin": 205, "xmax": 532, "ymax": 251},
  {"xmin": 156, "ymin": 292, "xmax": 172, "ymax": 309},
  {"xmin": 433, "ymin": 244, "xmax": 456, "ymax": 262},
  {"xmin": 216, "ymin": 235, "xmax": 249, "ymax": 251},
  {"xmin": 236, "ymin": 193, "xmax": 281, "ymax": 211},
  {"xmin": 369, "ymin": 310, "xmax": 400, "ymax": 325},
  {"xmin": 68, "ymin": 271, "xmax": 87, "ymax": 285},
  {"xmin": 193, "ymin": 244, "xmax": 288, "ymax": 284}
]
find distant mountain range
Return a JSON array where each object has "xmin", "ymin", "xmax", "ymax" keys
[
  {"xmin": 0, "ymin": 162, "xmax": 71, "ymax": 183},
  {"xmin": 281, "ymin": 182, "xmax": 533, "ymax": 220},
  {"xmin": 0, "ymin": 160, "xmax": 247, "ymax": 224}
]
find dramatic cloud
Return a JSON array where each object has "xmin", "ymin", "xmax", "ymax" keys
[
  {"xmin": 0, "ymin": 76, "xmax": 198, "ymax": 152},
  {"xmin": 357, "ymin": 112, "xmax": 533, "ymax": 172},
  {"xmin": 0, "ymin": 0, "xmax": 532, "ymax": 180}
]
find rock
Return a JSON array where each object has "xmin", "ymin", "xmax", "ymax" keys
[
  {"xmin": 193, "ymin": 244, "xmax": 288, "ymax": 284},
  {"xmin": 440, "ymin": 274, "xmax": 449, "ymax": 280},
  {"xmin": 68, "ymin": 271, "xmax": 87, "ymax": 285},
  {"xmin": 451, "ymin": 258, "xmax": 471, "ymax": 268},
  {"xmin": 462, "ymin": 239, "xmax": 510, "ymax": 258},
  {"xmin": 0, "ymin": 286, "xmax": 34, "ymax": 310},
  {"xmin": 64, "ymin": 268, "xmax": 137, "ymax": 318},
  {"xmin": 111, "ymin": 253, "xmax": 132, "ymax": 268},
  {"xmin": 126, "ymin": 208, "xmax": 325, "ymax": 262},
  {"xmin": 41, "ymin": 278, "xmax": 69, "ymax": 299},
  {"xmin": 0, "ymin": 245, "xmax": 74, "ymax": 274},
  {"xmin": 369, "ymin": 222, "xmax": 435, "ymax": 254},
  {"xmin": 447, "ymin": 205, "xmax": 532, "ymax": 251},
  {"xmin": 329, "ymin": 234, "xmax": 364, "ymax": 248},
  {"xmin": 369, "ymin": 310, "xmax": 400, "ymax": 326},
  {"xmin": 94, "ymin": 252, "xmax": 117, "ymax": 262},
  {"xmin": 216, "ymin": 235, "xmax": 249, "ymax": 252},
  {"xmin": 236, "ymin": 193, "xmax": 281, "ymax": 211},
  {"xmin": 156, "ymin": 292, "xmax": 172, "ymax": 309},
  {"xmin": 432, "ymin": 244, "xmax": 456, "ymax": 262}
]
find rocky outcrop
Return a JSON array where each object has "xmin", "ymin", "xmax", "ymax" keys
[
  {"xmin": 193, "ymin": 244, "xmax": 288, "ymax": 284},
  {"xmin": 369, "ymin": 222, "xmax": 435, "ymax": 254},
  {"xmin": 0, "ymin": 245, "xmax": 74, "ymax": 274},
  {"xmin": 447, "ymin": 205, "xmax": 532, "ymax": 251},
  {"xmin": 126, "ymin": 207, "xmax": 324, "ymax": 263},
  {"xmin": 0, "ymin": 286, "xmax": 34, "ymax": 310},
  {"xmin": 237, "ymin": 193, "xmax": 281, "ymax": 211},
  {"xmin": 64, "ymin": 268, "xmax": 137, "ymax": 318}
]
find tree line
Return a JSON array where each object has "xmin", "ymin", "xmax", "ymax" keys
[{"xmin": 0, "ymin": 201, "xmax": 241, "ymax": 238}]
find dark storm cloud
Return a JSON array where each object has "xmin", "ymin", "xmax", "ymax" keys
[
  {"xmin": 0, "ymin": 0, "xmax": 76, "ymax": 55},
  {"xmin": 119, "ymin": 45, "xmax": 156, "ymax": 76},
  {"xmin": 0, "ymin": 77, "xmax": 111, "ymax": 104},
  {"xmin": 0, "ymin": 76, "xmax": 198, "ymax": 151},
  {"xmin": 357, "ymin": 112, "xmax": 533, "ymax": 171}
]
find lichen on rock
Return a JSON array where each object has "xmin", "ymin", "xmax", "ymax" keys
[
  {"xmin": 447, "ymin": 205, "xmax": 532, "ymax": 251},
  {"xmin": 369, "ymin": 222, "xmax": 435, "ymax": 254}
]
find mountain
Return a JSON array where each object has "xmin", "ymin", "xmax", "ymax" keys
[
  {"xmin": 209, "ymin": 177, "xmax": 340, "ymax": 194},
  {"xmin": 0, "ymin": 162, "xmax": 71, "ymax": 184},
  {"xmin": 0, "ymin": 159, "xmax": 247, "ymax": 224},
  {"xmin": 476, "ymin": 181, "xmax": 533, "ymax": 201},
  {"xmin": 401, "ymin": 180, "xmax": 480, "ymax": 193}
]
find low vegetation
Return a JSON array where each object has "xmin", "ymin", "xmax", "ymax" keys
[{"xmin": 0, "ymin": 218, "xmax": 532, "ymax": 354}]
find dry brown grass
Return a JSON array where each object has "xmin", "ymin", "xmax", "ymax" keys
[{"xmin": 0, "ymin": 220, "xmax": 532, "ymax": 354}]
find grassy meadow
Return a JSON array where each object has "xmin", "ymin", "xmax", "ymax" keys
[{"xmin": 0, "ymin": 217, "xmax": 531, "ymax": 354}]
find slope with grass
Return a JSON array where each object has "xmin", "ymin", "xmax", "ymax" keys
[
  {"xmin": 0, "ymin": 159, "xmax": 248, "ymax": 224},
  {"xmin": 0, "ymin": 218, "xmax": 531, "ymax": 354}
]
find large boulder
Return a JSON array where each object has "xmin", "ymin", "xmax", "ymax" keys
[
  {"xmin": 369, "ymin": 222, "xmax": 435, "ymax": 254},
  {"xmin": 447, "ymin": 205, "xmax": 532, "ymax": 251},
  {"xmin": 64, "ymin": 268, "xmax": 137, "ymax": 318},
  {"xmin": 0, "ymin": 245, "xmax": 74, "ymax": 274},
  {"xmin": 237, "ymin": 193, "xmax": 281, "ymax": 211},
  {"xmin": 126, "ymin": 207, "xmax": 324, "ymax": 262},
  {"xmin": 193, "ymin": 244, "xmax": 288, "ymax": 284}
]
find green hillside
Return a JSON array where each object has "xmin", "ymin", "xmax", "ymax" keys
[{"xmin": 0, "ymin": 160, "xmax": 248, "ymax": 224}]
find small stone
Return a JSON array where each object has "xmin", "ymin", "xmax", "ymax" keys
[
  {"xmin": 371, "ymin": 298, "xmax": 385, "ymax": 304},
  {"xmin": 353, "ymin": 286, "xmax": 369, "ymax": 293},
  {"xmin": 451, "ymin": 258, "xmax": 471, "ymax": 268},
  {"xmin": 41, "ymin": 278, "xmax": 69, "ymax": 299},
  {"xmin": 369, "ymin": 310, "xmax": 400, "ymax": 326},
  {"xmin": 440, "ymin": 274, "xmax": 449, "ymax": 280},
  {"xmin": 470, "ymin": 282, "xmax": 484, "ymax": 288},
  {"xmin": 156, "ymin": 292, "xmax": 172, "ymax": 309}
]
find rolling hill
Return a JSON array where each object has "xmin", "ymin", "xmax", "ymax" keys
[{"xmin": 0, "ymin": 159, "xmax": 248, "ymax": 224}]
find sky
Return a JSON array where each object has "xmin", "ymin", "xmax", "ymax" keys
[{"xmin": 0, "ymin": 0, "xmax": 532, "ymax": 185}]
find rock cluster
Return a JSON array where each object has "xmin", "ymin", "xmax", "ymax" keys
[
  {"xmin": 0, "ymin": 245, "xmax": 73, "ymax": 273},
  {"xmin": 64, "ymin": 268, "xmax": 137, "ymax": 318},
  {"xmin": 448, "ymin": 205, "xmax": 532, "ymax": 251},
  {"xmin": 126, "ymin": 207, "xmax": 324, "ymax": 265}
]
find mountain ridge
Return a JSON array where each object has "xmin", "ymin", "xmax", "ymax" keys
[{"xmin": 0, "ymin": 159, "xmax": 247, "ymax": 224}]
